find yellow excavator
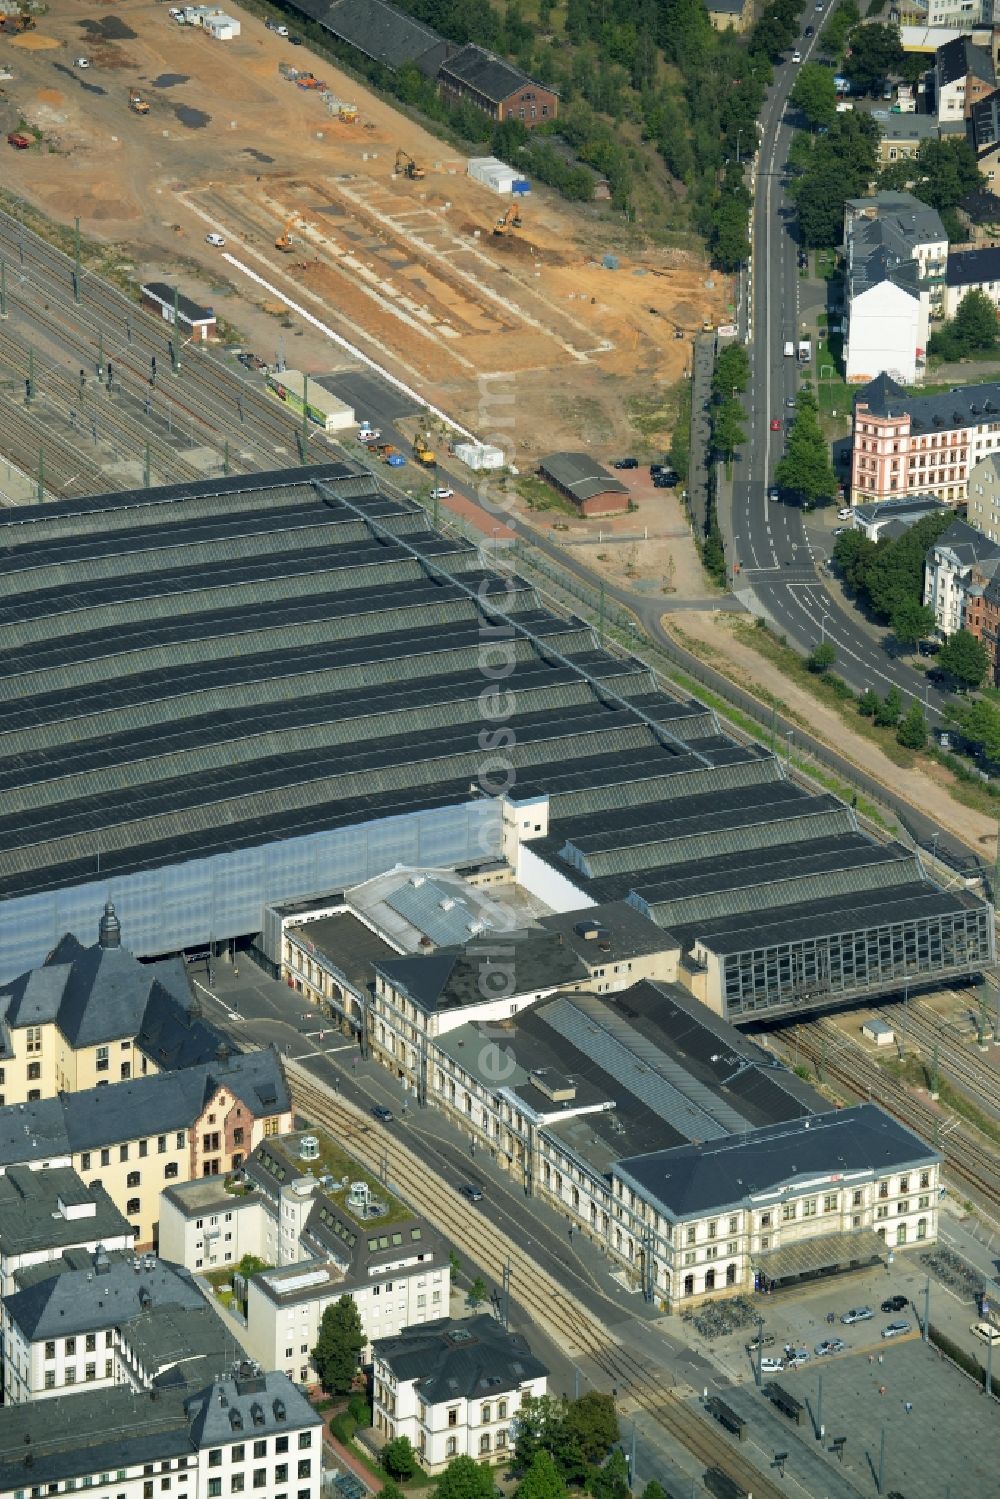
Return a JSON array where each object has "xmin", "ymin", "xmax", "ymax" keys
[
  {"xmin": 492, "ymin": 203, "xmax": 523, "ymax": 236},
  {"xmin": 275, "ymin": 216, "xmax": 299, "ymax": 253},
  {"xmin": 413, "ymin": 430, "xmax": 436, "ymax": 468},
  {"xmin": 394, "ymin": 148, "xmax": 425, "ymax": 181}
]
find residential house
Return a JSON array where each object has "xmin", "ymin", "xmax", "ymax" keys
[
  {"xmin": 437, "ymin": 45, "xmax": 557, "ymax": 127},
  {"xmin": 0, "ymin": 1051, "xmax": 291, "ymax": 1247},
  {"xmin": 943, "ymin": 244, "xmax": 1000, "ymax": 314},
  {"xmin": 371, "ymin": 1316, "xmax": 547, "ymax": 1473},
  {"xmin": 850, "ymin": 494, "xmax": 950, "ymax": 540},
  {"xmin": 876, "ymin": 112, "xmax": 950, "ymax": 168},
  {"xmin": 612, "ymin": 1104, "xmax": 941, "ymax": 1311},
  {"xmin": 161, "ymin": 1131, "xmax": 450, "ymax": 1384},
  {"xmin": 966, "ymin": 447, "xmax": 1000, "ymax": 538},
  {"xmin": 851, "ymin": 371, "xmax": 1000, "ymax": 503},
  {"xmin": 923, "ymin": 514, "xmax": 1000, "ymax": 631},
  {"xmin": 936, "ymin": 34, "xmax": 995, "ymax": 122},
  {"xmin": 0, "ymin": 1364, "xmax": 320, "ymax": 1499},
  {"xmin": 957, "ymin": 187, "xmax": 1000, "ymax": 241},
  {"xmin": 706, "ymin": 0, "xmax": 754, "ymax": 30},
  {"xmin": 843, "ymin": 193, "xmax": 948, "ymax": 382},
  {"xmin": 0, "ymin": 1165, "xmax": 133, "ymax": 1298},
  {"xmin": 0, "ymin": 902, "xmax": 228, "ymax": 1106}
]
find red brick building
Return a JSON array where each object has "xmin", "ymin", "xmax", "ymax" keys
[
  {"xmin": 539, "ymin": 452, "xmax": 630, "ymax": 517},
  {"xmin": 438, "ymin": 45, "xmax": 558, "ymax": 127}
]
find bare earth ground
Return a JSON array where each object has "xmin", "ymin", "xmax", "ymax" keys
[
  {"xmin": 665, "ymin": 611, "xmax": 999, "ymax": 857},
  {"xmin": 1, "ymin": 6, "xmax": 726, "ymax": 460}
]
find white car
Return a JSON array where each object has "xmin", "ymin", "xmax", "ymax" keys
[
  {"xmin": 430, "ymin": 487, "xmax": 454, "ymax": 500},
  {"xmin": 759, "ymin": 1356, "xmax": 783, "ymax": 1374},
  {"xmin": 881, "ymin": 1320, "xmax": 911, "ymax": 1339},
  {"xmin": 357, "ymin": 428, "xmax": 380, "ymax": 443},
  {"xmin": 792, "ymin": 50, "xmax": 802, "ymax": 62},
  {"xmin": 205, "ymin": 233, "xmax": 226, "ymax": 248},
  {"xmin": 837, "ymin": 507, "xmax": 852, "ymax": 520},
  {"xmin": 784, "ymin": 1347, "xmax": 811, "ymax": 1367},
  {"xmin": 75, "ymin": 57, "xmax": 90, "ymax": 69}
]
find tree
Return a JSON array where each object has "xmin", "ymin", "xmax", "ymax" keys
[
  {"xmin": 312, "ymin": 1295, "xmax": 365, "ymax": 1395},
  {"xmin": 377, "ymin": 1484, "xmax": 406, "ymax": 1499},
  {"xmin": 712, "ymin": 343, "xmax": 751, "ymax": 399},
  {"xmin": 858, "ymin": 688, "xmax": 880, "ymax": 718},
  {"xmin": 844, "ymin": 22, "xmax": 904, "ymax": 96},
  {"xmin": 468, "ymin": 1276, "xmax": 488, "ymax": 1306},
  {"xmin": 235, "ymin": 1254, "xmax": 269, "ymax": 1278},
  {"xmin": 947, "ymin": 695, "xmax": 1000, "ymax": 759},
  {"xmin": 929, "ymin": 289, "xmax": 999, "ymax": 361},
  {"xmin": 589, "ymin": 1450, "xmax": 631, "ymax": 1499},
  {"xmin": 891, "ymin": 598, "xmax": 937, "ymax": 647},
  {"xmin": 515, "ymin": 1451, "xmax": 568, "ymax": 1499},
  {"xmin": 712, "ymin": 395, "xmax": 747, "ymax": 458},
  {"xmin": 641, "ymin": 1486, "xmax": 667, "ymax": 1499},
  {"xmin": 808, "ymin": 641, "xmax": 836, "ymax": 673},
  {"xmin": 513, "ymin": 1395, "xmax": 587, "ymax": 1485},
  {"xmin": 790, "ymin": 63, "xmax": 837, "ymax": 130},
  {"xmin": 897, "ymin": 700, "xmax": 928, "ymax": 749},
  {"xmin": 382, "ymin": 1437, "xmax": 419, "ymax": 1481},
  {"xmin": 874, "ymin": 685, "xmax": 902, "ymax": 727},
  {"xmin": 774, "ymin": 387, "xmax": 837, "ymax": 507},
  {"xmin": 563, "ymin": 1392, "xmax": 619, "ymax": 1466},
  {"xmin": 938, "ymin": 628, "xmax": 989, "ymax": 689},
  {"xmin": 433, "ymin": 1455, "xmax": 495, "ymax": 1499}
]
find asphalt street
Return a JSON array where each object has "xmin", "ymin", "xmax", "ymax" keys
[{"xmin": 730, "ymin": 16, "xmax": 954, "ymax": 724}]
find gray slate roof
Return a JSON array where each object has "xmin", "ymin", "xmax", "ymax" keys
[
  {"xmin": 374, "ymin": 929, "xmax": 589, "ymax": 1012},
  {"xmin": 373, "ymin": 1314, "xmax": 547, "ymax": 1401},
  {"xmin": 539, "ymin": 451, "xmax": 628, "ymax": 503},
  {"xmin": 927, "ymin": 515, "xmax": 1000, "ymax": 569},
  {"xmin": 5, "ymin": 1254, "xmax": 204, "ymax": 1341},
  {"xmin": 946, "ymin": 245, "xmax": 1000, "ymax": 287},
  {"xmin": 0, "ymin": 1050, "xmax": 288, "ymax": 1166},
  {"xmin": 937, "ymin": 34, "xmax": 994, "ymax": 89},
  {"xmin": 0, "ymin": 1165, "xmax": 131, "ymax": 1258},
  {"xmin": 141, "ymin": 283, "xmax": 214, "ymax": 325},
  {"xmin": 845, "ymin": 191, "xmax": 946, "ymax": 248},
  {"xmin": 852, "ymin": 495, "xmax": 947, "ymax": 528},
  {"xmin": 438, "ymin": 44, "xmax": 543, "ymax": 103},
  {"xmin": 616, "ymin": 1103, "xmax": 939, "ymax": 1220},
  {"xmin": 311, "ymin": 0, "xmax": 447, "ymax": 71},
  {"xmin": 856, "ymin": 373, "xmax": 1000, "ymax": 432}
]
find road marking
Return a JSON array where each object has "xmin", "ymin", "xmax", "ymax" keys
[{"xmin": 191, "ymin": 979, "xmax": 243, "ymax": 1022}]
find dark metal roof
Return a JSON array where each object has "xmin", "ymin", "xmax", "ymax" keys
[
  {"xmin": 140, "ymin": 283, "xmax": 215, "ymax": 325},
  {"xmin": 946, "ymin": 245, "xmax": 1000, "ymax": 287},
  {"xmin": 438, "ymin": 43, "xmax": 543, "ymax": 103},
  {"xmin": 373, "ymin": 1314, "xmax": 547, "ymax": 1400},
  {"xmin": 539, "ymin": 452, "xmax": 629, "ymax": 502}
]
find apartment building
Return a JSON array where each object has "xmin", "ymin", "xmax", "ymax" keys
[
  {"xmin": 0, "ymin": 1052, "xmax": 291, "ymax": 1247},
  {"xmin": 943, "ymin": 244, "xmax": 1000, "ymax": 316},
  {"xmin": 612, "ymin": 1105, "xmax": 941, "ymax": 1311},
  {"xmin": 161, "ymin": 1131, "xmax": 450, "ymax": 1384},
  {"xmin": 923, "ymin": 515, "xmax": 1000, "ymax": 637},
  {"xmin": 0, "ymin": 903, "xmax": 227, "ymax": 1107},
  {"xmin": 372, "ymin": 1316, "xmax": 547, "ymax": 1474},
  {"xmin": 851, "ymin": 372, "xmax": 1000, "ymax": 503},
  {"xmin": 843, "ymin": 194, "xmax": 948, "ymax": 384},
  {"xmin": 1, "ymin": 1251, "xmax": 213, "ymax": 1404},
  {"xmin": 0, "ymin": 1363, "xmax": 320, "ymax": 1499},
  {"xmin": 936, "ymin": 34, "xmax": 995, "ymax": 122},
  {"xmin": 0, "ymin": 1165, "xmax": 133, "ymax": 1297}
]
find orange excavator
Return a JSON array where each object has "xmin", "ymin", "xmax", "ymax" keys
[
  {"xmin": 274, "ymin": 216, "xmax": 300, "ymax": 252},
  {"xmin": 492, "ymin": 203, "xmax": 523, "ymax": 236}
]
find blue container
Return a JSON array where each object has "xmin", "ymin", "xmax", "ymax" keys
[{"xmin": 512, "ymin": 179, "xmax": 531, "ymax": 195}]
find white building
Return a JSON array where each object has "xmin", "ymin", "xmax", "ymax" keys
[
  {"xmin": 843, "ymin": 193, "xmax": 947, "ymax": 384},
  {"xmin": 0, "ymin": 1365, "xmax": 320, "ymax": 1499},
  {"xmin": 372, "ymin": 1315, "xmax": 547, "ymax": 1473},
  {"xmin": 611, "ymin": 1104, "xmax": 942, "ymax": 1311},
  {"xmin": 923, "ymin": 515, "xmax": 1000, "ymax": 632},
  {"xmin": 0, "ymin": 1166, "xmax": 134, "ymax": 1299},
  {"xmin": 936, "ymin": 34, "xmax": 995, "ymax": 123},
  {"xmin": 161, "ymin": 1131, "xmax": 450, "ymax": 1385}
]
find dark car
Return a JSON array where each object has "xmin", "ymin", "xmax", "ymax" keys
[
  {"xmin": 746, "ymin": 1331, "xmax": 776, "ymax": 1353},
  {"xmin": 371, "ymin": 1105, "xmax": 394, "ymax": 1123},
  {"xmin": 882, "ymin": 1295, "xmax": 909, "ymax": 1313},
  {"xmin": 289, "ymin": 34, "xmax": 303, "ymax": 44},
  {"xmin": 653, "ymin": 472, "xmax": 678, "ymax": 488},
  {"xmin": 459, "ymin": 1183, "xmax": 484, "ymax": 1202},
  {"xmin": 614, "ymin": 457, "xmax": 638, "ymax": 469},
  {"xmin": 805, "ymin": 24, "xmax": 814, "ymax": 33}
]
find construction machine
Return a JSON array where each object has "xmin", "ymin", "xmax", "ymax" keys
[
  {"xmin": 129, "ymin": 89, "xmax": 150, "ymax": 115},
  {"xmin": 492, "ymin": 203, "xmax": 523, "ymax": 236},
  {"xmin": 394, "ymin": 148, "xmax": 425, "ymax": 181},
  {"xmin": 413, "ymin": 431, "xmax": 436, "ymax": 468},
  {"xmin": 274, "ymin": 216, "xmax": 299, "ymax": 252}
]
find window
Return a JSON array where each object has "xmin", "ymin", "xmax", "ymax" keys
[
  {"xmin": 208, "ymin": 1485, "xmax": 222, "ymax": 1499},
  {"xmin": 448, "ymin": 1409, "xmax": 458, "ymax": 1428},
  {"xmin": 65, "ymin": 1368, "xmax": 76, "ymax": 1385},
  {"xmin": 86, "ymin": 1362, "xmax": 96, "ymax": 1381},
  {"xmin": 27, "ymin": 1062, "xmax": 41, "ymax": 1081},
  {"xmin": 481, "ymin": 1404, "xmax": 491, "ymax": 1424},
  {"xmin": 96, "ymin": 1046, "xmax": 109, "ymax": 1072},
  {"xmin": 824, "ymin": 1194, "xmax": 839, "ymax": 1213},
  {"xmin": 782, "ymin": 1202, "xmax": 796, "ymax": 1221},
  {"xmin": 297, "ymin": 1434, "xmax": 311, "ymax": 1451},
  {"xmin": 139, "ymin": 1139, "xmax": 148, "ymax": 1158},
  {"xmin": 233, "ymin": 1127, "xmax": 244, "ymax": 1145},
  {"xmin": 44, "ymin": 1341, "xmax": 55, "ymax": 1360},
  {"xmin": 209, "ymin": 1453, "xmax": 222, "ymax": 1470},
  {"xmin": 126, "ymin": 1169, "xmax": 141, "ymax": 1189},
  {"xmin": 101, "ymin": 1149, "xmax": 110, "ymax": 1168},
  {"xmin": 105, "ymin": 1359, "xmax": 113, "ymax": 1377},
  {"xmin": 253, "ymin": 1443, "xmax": 266, "ymax": 1461},
  {"xmin": 176, "ymin": 1131, "xmax": 186, "ymax": 1148},
  {"xmin": 479, "ymin": 1435, "xmax": 491, "ymax": 1455},
  {"xmin": 297, "ymin": 1463, "xmax": 311, "ymax": 1481},
  {"xmin": 760, "ymin": 1211, "xmax": 771, "ymax": 1229},
  {"xmin": 919, "ymin": 1171, "xmax": 930, "ymax": 1189},
  {"xmin": 253, "ymin": 1472, "xmax": 267, "ymax": 1490},
  {"xmin": 231, "ymin": 1482, "xmax": 244, "ymax": 1496},
  {"xmin": 275, "ymin": 1438, "xmax": 288, "ymax": 1456},
  {"xmin": 803, "ymin": 1199, "xmax": 817, "ymax": 1217},
  {"xmin": 275, "ymin": 1467, "xmax": 288, "ymax": 1485},
  {"xmin": 126, "ymin": 1198, "xmax": 140, "ymax": 1215},
  {"xmin": 44, "ymin": 1370, "xmax": 56, "ymax": 1389},
  {"xmin": 65, "ymin": 1338, "xmax": 77, "ymax": 1356},
  {"xmin": 446, "ymin": 1438, "xmax": 457, "ymax": 1458},
  {"xmin": 165, "ymin": 1161, "xmax": 179, "ymax": 1179},
  {"xmin": 120, "ymin": 1144, "xmax": 129, "ymax": 1163},
  {"xmin": 26, "ymin": 1025, "xmax": 41, "ymax": 1054},
  {"xmin": 203, "ymin": 1132, "xmax": 221, "ymax": 1153}
]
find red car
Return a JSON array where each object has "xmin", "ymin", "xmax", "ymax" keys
[{"xmin": 770, "ymin": 417, "xmax": 782, "ymax": 431}]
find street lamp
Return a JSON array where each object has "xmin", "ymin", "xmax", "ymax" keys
[
  {"xmin": 820, "ymin": 612, "xmax": 830, "ymax": 645},
  {"xmin": 785, "ymin": 728, "xmax": 793, "ymax": 766}
]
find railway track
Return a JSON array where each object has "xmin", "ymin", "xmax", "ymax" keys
[
  {"xmin": 0, "ymin": 206, "xmax": 338, "ymax": 481},
  {"xmin": 785, "ymin": 1019, "xmax": 1000, "ymax": 1211},
  {"xmin": 875, "ymin": 996, "xmax": 1000, "ymax": 1122},
  {"xmin": 288, "ymin": 1064, "xmax": 789, "ymax": 1499}
]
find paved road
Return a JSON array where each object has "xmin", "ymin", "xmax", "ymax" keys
[{"xmin": 729, "ymin": 15, "xmax": 954, "ymax": 725}]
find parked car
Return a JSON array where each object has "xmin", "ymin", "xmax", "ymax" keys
[
  {"xmin": 815, "ymin": 1338, "xmax": 846, "ymax": 1356},
  {"xmin": 833, "ymin": 527, "xmax": 848, "ymax": 536},
  {"xmin": 371, "ymin": 1105, "xmax": 394, "ymax": 1123},
  {"xmin": 881, "ymin": 1320, "xmax": 911, "ymax": 1339},
  {"xmin": 971, "ymin": 1321, "xmax": 1000, "ymax": 1344},
  {"xmin": 430, "ymin": 487, "xmax": 454, "ymax": 500},
  {"xmin": 759, "ymin": 1356, "xmax": 784, "ymax": 1374},
  {"xmin": 653, "ymin": 474, "xmax": 677, "ymax": 489},
  {"xmin": 841, "ymin": 1306, "xmax": 873, "ymax": 1325},
  {"xmin": 785, "ymin": 397, "xmax": 796, "ymax": 408},
  {"xmin": 805, "ymin": 24, "xmax": 814, "ymax": 34},
  {"xmin": 837, "ymin": 507, "xmax": 853, "ymax": 519},
  {"xmin": 74, "ymin": 57, "xmax": 91, "ymax": 68},
  {"xmin": 289, "ymin": 34, "xmax": 303, "ymax": 44},
  {"xmin": 882, "ymin": 1295, "xmax": 908, "ymax": 1313},
  {"xmin": 784, "ymin": 1347, "xmax": 811, "ymax": 1367},
  {"xmin": 614, "ymin": 457, "xmax": 638, "ymax": 469},
  {"xmin": 768, "ymin": 486, "xmax": 779, "ymax": 501},
  {"xmin": 746, "ymin": 1332, "xmax": 776, "ymax": 1353},
  {"xmin": 459, "ymin": 1183, "xmax": 484, "ymax": 1202},
  {"xmin": 205, "ymin": 232, "xmax": 226, "ymax": 247}
]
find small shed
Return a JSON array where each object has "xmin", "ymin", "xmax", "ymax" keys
[
  {"xmin": 204, "ymin": 12, "xmax": 240, "ymax": 39},
  {"xmin": 140, "ymin": 282, "xmax": 216, "ymax": 341},
  {"xmin": 538, "ymin": 451, "xmax": 629, "ymax": 517},
  {"xmin": 454, "ymin": 441, "xmax": 505, "ymax": 471},
  {"xmin": 862, "ymin": 1018, "xmax": 895, "ymax": 1048}
]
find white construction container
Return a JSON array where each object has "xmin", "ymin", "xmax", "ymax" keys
[
  {"xmin": 205, "ymin": 13, "xmax": 241, "ymax": 38},
  {"xmin": 467, "ymin": 156, "xmax": 518, "ymax": 195},
  {"xmin": 454, "ymin": 441, "xmax": 506, "ymax": 471}
]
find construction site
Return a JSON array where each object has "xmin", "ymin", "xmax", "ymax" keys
[{"xmin": 0, "ymin": 2, "xmax": 723, "ymax": 456}]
